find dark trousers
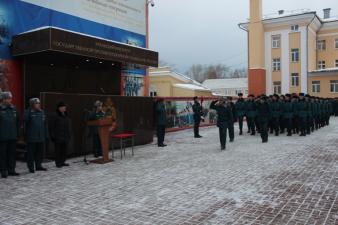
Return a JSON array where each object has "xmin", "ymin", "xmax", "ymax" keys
[
  {"xmin": 93, "ymin": 134, "xmax": 102, "ymax": 157},
  {"xmin": 0, "ymin": 141, "xmax": 17, "ymax": 175},
  {"xmin": 299, "ymin": 117, "xmax": 307, "ymax": 135},
  {"xmin": 157, "ymin": 125, "xmax": 166, "ymax": 146},
  {"xmin": 238, "ymin": 116, "xmax": 244, "ymax": 133},
  {"xmin": 54, "ymin": 142, "xmax": 68, "ymax": 166},
  {"xmin": 228, "ymin": 122, "xmax": 234, "ymax": 141},
  {"xmin": 218, "ymin": 127, "xmax": 227, "ymax": 149},
  {"xmin": 259, "ymin": 121, "xmax": 268, "ymax": 142},
  {"xmin": 272, "ymin": 117, "xmax": 280, "ymax": 135},
  {"xmin": 26, "ymin": 142, "xmax": 44, "ymax": 171},
  {"xmin": 247, "ymin": 117, "xmax": 256, "ymax": 134},
  {"xmin": 194, "ymin": 120, "xmax": 200, "ymax": 137},
  {"xmin": 284, "ymin": 118, "xmax": 293, "ymax": 135}
]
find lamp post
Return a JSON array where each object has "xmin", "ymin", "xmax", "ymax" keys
[{"xmin": 145, "ymin": 0, "xmax": 155, "ymax": 96}]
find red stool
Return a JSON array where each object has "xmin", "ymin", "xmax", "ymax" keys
[{"xmin": 111, "ymin": 133, "xmax": 136, "ymax": 159}]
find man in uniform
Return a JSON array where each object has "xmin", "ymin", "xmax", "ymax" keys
[
  {"xmin": 210, "ymin": 98, "xmax": 233, "ymax": 150},
  {"xmin": 256, "ymin": 95, "xmax": 271, "ymax": 143},
  {"xmin": 156, "ymin": 98, "xmax": 167, "ymax": 147},
  {"xmin": 270, "ymin": 94, "xmax": 282, "ymax": 136},
  {"xmin": 24, "ymin": 98, "xmax": 49, "ymax": 173},
  {"xmin": 282, "ymin": 94, "xmax": 294, "ymax": 136},
  {"xmin": 235, "ymin": 93, "xmax": 246, "ymax": 135},
  {"xmin": 0, "ymin": 92, "xmax": 20, "ymax": 178},
  {"xmin": 246, "ymin": 95, "xmax": 257, "ymax": 135},
  {"xmin": 88, "ymin": 100, "xmax": 106, "ymax": 157},
  {"xmin": 295, "ymin": 93, "xmax": 308, "ymax": 136},
  {"xmin": 192, "ymin": 96, "xmax": 203, "ymax": 138},
  {"xmin": 227, "ymin": 96, "xmax": 236, "ymax": 142}
]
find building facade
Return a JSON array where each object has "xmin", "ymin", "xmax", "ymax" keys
[
  {"xmin": 149, "ymin": 67, "xmax": 213, "ymax": 97},
  {"xmin": 239, "ymin": 0, "xmax": 338, "ymax": 98},
  {"xmin": 202, "ymin": 78, "xmax": 248, "ymax": 97},
  {"xmin": 0, "ymin": 0, "xmax": 158, "ymax": 111}
]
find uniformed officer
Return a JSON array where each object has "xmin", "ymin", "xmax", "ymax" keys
[
  {"xmin": 246, "ymin": 95, "xmax": 257, "ymax": 135},
  {"xmin": 295, "ymin": 93, "xmax": 308, "ymax": 136},
  {"xmin": 0, "ymin": 92, "xmax": 20, "ymax": 178},
  {"xmin": 210, "ymin": 98, "xmax": 233, "ymax": 150},
  {"xmin": 282, "ymin": 94, "xmax": 294, "ymax": 136},
  {"xmin": 235, "ymin": 93, "xmax": 246, "ymax": 135},
  {"xmin": 227, "ymin": 96, "xmax": 236, "ymax": 142},
  {"xmin": 24, "ymin": 98, "xmax": 49, "ymax": 173},
  {"xmin": 270, "ymin": 94, "xmax": 282, "ymax": 136},
  {"xmin": 192, "ymin": 96, "xmax": 203, "ymax": 138},
  {"xmin": 256, "ymin": 95, "xmax": 271, "ymax": 143},
  {"xmin": 156, "ymin": 98, "xmax": 167, "ymax": 147},
  {"xmin": 88, "ymin": 100, "xmax": 106, "ymax": 157}
]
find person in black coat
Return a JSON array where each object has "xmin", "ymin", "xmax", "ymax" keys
[
  {"xmin": 227, "ymin": 96, "xmax": 236, "ymax": 142},
  {"xmin": 210, "ymin": 98, "xmax": 233, "ymax": 150},
  {"xmin": 256, "ymin": 96, "xmax": 271, "ymax": 143},
  {"xmin": 0, "ymin": 92, "xmax": 20, "ymax": 178},
  {"xmin": 50, "ymin": 102, "xmax": 71, "ymax": 168},
  {"xmin": 156, "ymin": 98, "xmax": 167, "ymax": 147},
  {"xmin": 192, "ymin": 96, "xmax": 203, "ymax": 138}
]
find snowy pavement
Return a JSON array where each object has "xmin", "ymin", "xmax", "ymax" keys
[{"xmin": 1, "ymin": 118, "xmax": 338, "ymax": 225}]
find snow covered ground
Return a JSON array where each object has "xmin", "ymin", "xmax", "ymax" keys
[{"xmin": 1, "ymin": 117, "xmax": 338, "ymax": 225}]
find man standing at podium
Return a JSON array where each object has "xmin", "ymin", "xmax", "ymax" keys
[{"xmin": 89, "ymin": 100, "xmax": 105, "ymax": 157}]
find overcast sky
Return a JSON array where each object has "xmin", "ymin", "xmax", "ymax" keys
[{"xmin": 149, "ymin": 0, "xmax": 338, "ymax": 73}]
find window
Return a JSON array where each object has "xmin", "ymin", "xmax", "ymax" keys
[
  {"xmin": 335, "ymin": 39, "xmax": 338, "ymax": 49},
  {"xmin": 317, "ymin": 40, "xmax": 326, "ymax": 51},
  {"xmin": 291, "ymin": 25, "xmax": 299, "ymax": 31},
  {"xmin": 245, "ymin": 90, "xmax": 248, "ymax": 95},
  {"xmin": 331, "ymin": 80, "xmax": 338, "ymax": 93},
  {"xmin": 291, "ymin": 49, "xmax": 299, "ymax": 62},
  {"xmin": 312, "ymin": 81, "xmax": 320, "ymax": 93},
  {"xmin": 272, "ymin": 58, "xmax": 281, "ymax": 71},
  {"xmin": 273, "ymin": 81, "xmax": 281, "ymax": 94},
  {"xmin": 291, "ymin": 73, "xmax": 299, "ymax": 87},
  {"xmin": 272, "ymin": 35, "xmax": 281, "ymax": 48},
  {"xmin": 335, "ymin": 59, "xmax": 338, "ymax": 68},
  {"xmin": 318, "ymin": 61, "xmax": 326, "ymax": 70},
  {"xmin": 150, "ymin": 91, "xmax": 157, "ymax": 97}
]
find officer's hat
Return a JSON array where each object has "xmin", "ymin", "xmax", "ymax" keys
[
  {"xmin": 305, "ymin": 94, "xmax": 310, "ymax": 98},
  {"xmin": 285, "ymin": 94, "xmax": 291, "ymax": 98},
  {"xmin": 193, "ymin": 96, "xmax": 198, "ymax": 101},
  {"xmin": 1, "ymin": 91, "xmax": 12, "ymax": 100},
  {"xmin": 29, "ymin": 98, "xmax": 41, "ymax": 105},
  {"xmin": 94, "ymin": 100, "xmax": 103, "ymax": 108},
  {"xmin": 248, "ymin": 94, "xmax": 255, "ymax": 98},
  {"xmin": 57, "ymin": 102, "xmax": 66, "ymax": 108},
  {"xmin": 299, "ymin": 93, "xmax": 305, "ymax": 97},
  {"xmin": 238, "ymin": 93, "xmax": 243, "ymax": 97}
]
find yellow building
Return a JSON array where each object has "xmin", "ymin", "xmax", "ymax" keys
[
  {"xmin": 239, "ymin": 0, "xmax": 338, "ymax": 98},
  {"xmin": 149, "ymin": 67, "xmax": 213, "ymax": 97}
]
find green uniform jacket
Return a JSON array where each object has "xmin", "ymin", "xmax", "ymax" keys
[
  {"xmin": 0, "ymin": 104, "xmax": 20, "ymax": 141},
  {"xmin": 295, "ymin": 100, "xmax": 308, "ymax": 118},
  {"xmin": 270, "ymin": 101, "xmax": 282, "ymax": 118},
  {"xmin": 235, "ymin": 99, "xmax": 246, "ymax": 117},
  {"xmin": 24, "ymin": 108, "xmax": 49, "ymax": 143},
  {"xmin": 245, "ymin": 100, "xmax": 257, "ymax": 118},
  {"xmin": 282, "ymin": 101, "xmax": 294, "ymax": 119}
]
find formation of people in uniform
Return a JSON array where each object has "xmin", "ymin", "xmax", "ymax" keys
[
  {"xmin": 192, "ymin": 93, "xmax": 337, "ymax": 150},
  {"xmin": 1, "ymin": 91, "xmax": 337, "ymax": 178}
]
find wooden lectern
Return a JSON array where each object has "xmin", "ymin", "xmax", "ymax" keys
[{"xmin": 87, "ymin": 118, "xmax": 113, "ymax": 164}]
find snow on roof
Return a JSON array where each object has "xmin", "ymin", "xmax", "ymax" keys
[
  {"xmin": 321, "ymin": 16, "xmax": 338, "ymax": 23},
  {"xmin": 149, "ymin": 67, "xmax": 202, "ymax": 85},
  {"xmin": 309, "ymin": 67, "xmax": 338, "ymax": 73},
  {"xmin": 262, "ymin": 9, "xmax": 313, "ymax": 20},
  {"xmin": 202, "ymin": 78, "xmax": 248, "ymax": 89},
  {"xmin": 173, "ymin": 83, "xmax": 211, "ymax": 91}
]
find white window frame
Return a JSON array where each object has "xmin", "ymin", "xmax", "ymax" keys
[
  {"xmin": 291, "ymin": 25, "xmax": 299, "ymax": 32},
  {"xmin": 291, "ymin": 49, "xmax": 299, "ymax": 62},
  {"xmin": 335, "ymin": 39, "xmax": 338, "ymax": 49},
  {"xmin": 335, "ymin": 59, "xmax": 338, "ymax": 68},
  {"xmin": 272, "ymin": 58, "xmax": 281, "ymax": 71},
  {"xmin": 272, "ymin": 35, "xmax": 281, "ymax": 48},
  {"xmin": 273, "ymin": 82, "xmax": 281, "ymax": 94},
  {"xmin": 291, "ymin": 73, "xmax": 299, "ymax": 87},
  {"xmin": 317, "ymin": 40, "xmax": 326, "ymax": 51},
  {"xmin": 312, "ymin": 81, "xmax": 320, "ymax": 93},
  {"xmin": 318, "ymin": 61, "xmax": 326, "ymax": 70},
  {"xmin": 330, "ymin": 80, "xmax": 338, "ymax": 93}
]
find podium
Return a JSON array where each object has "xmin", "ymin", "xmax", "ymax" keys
[{"xmin": 87, "ymin": 118, "xmax": 113, "ymax": 164}]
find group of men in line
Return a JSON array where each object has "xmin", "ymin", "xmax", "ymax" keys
[
  {"xmin": 192, "ymin": 93, "xmax": 337, "ymax": 150},
  {"xmin": 0, "ymin": 89, "xmax": 123, "ymax": 179}
]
